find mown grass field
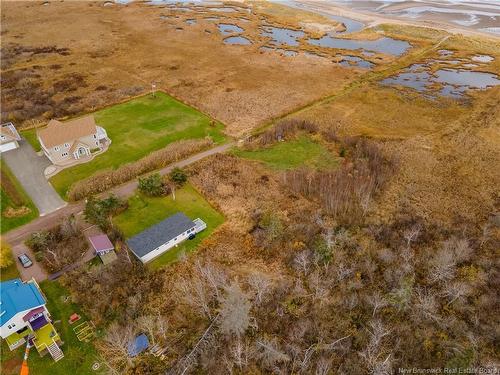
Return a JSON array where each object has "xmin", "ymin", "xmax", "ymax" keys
[
  {"xmin": 20, "ymin": 128, "xmax": 41, "ymax": 152},
  {"xmin": 49, "ymin": 92, "xmax": 226, "ymax": 198},
  {"xmin": 113, "ymin": 183, "xmax": 224, "ymax": 269},
  {"xmin": 233, "ymin": 136, "xmax": 339, "ymax": 170},
  {"xmin": 1, "ymin": 160, "xmax": 39, "ymax": 233},
  {"xmin": 0, "ymin": 281, "xmax": 102, "ymax": 375}
]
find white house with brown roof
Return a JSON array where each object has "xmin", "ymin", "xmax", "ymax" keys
[
  {"xmin": 37, "ymin": 115, "xmax": 109, "ymax": 165},
  {"xmin": 0, "ymin": 122, "xmax": 22, "ymax": 153}
]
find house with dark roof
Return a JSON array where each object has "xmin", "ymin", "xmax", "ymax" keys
[
  {"xmin": 37, "ymin": 115, "xmax": 109, "ymax": 165},
  {"xmin": 0, "ymin": 278, "xmax": 64, "ymax": 361},
  {"xmin": 126, "ymin": 212, "xmax": 207, "ymax": 263}
]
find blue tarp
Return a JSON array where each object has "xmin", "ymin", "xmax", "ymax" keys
[{"xmin": 128, "ymin": 334, "xmax": 149, "ymax": 357}]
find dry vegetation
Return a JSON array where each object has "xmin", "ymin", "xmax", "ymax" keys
[
  {"xmin": 2, "ymin": 1, "xmax": 500, "ymax": 374},
  {"xmin": 25, "ymin": 215, "xmax": 87, "ymax": 273},
  {"xmin": 62, "ymin": 141, "xmax": 499, "ymax": 373},
  {"xmin": 0, "ymin": 0, "xmax": 365, "ymax": 136}
]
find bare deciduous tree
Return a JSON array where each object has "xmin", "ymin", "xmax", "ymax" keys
[
  {"xmin": 247, "ymin": 272, "xmax": 271, "ymax": 305},
  {"xmin": 359, "ymin": 320, "xmax": 391, "ymax": 373},
  {"xmin": 403, "ymin": 224, "xmax": 421, "ymax": 248},
  {"xmin": 429, "ymin": 236, "xmax": 473, "ymax": 284},
  {"xmin": 136, "ymin": 314, "xmax": 168, "ymax": 346},
  {"xmin": 366, "ymin": 292, "xmax": 388, "ymax": 317},
  {"xmin": 413, "ymin": 288, "xmax": 441, "ymax": 323},
  {"xmin": 99, "ymin": 322, "xmax": 135, "ymax": 372},
  {"xmin": 177, "ymin": 275, "xmax": 213, "ymax": 319},
  {"xmin": 230, "ymin": 336, "xmax": 253, "ymax": 370},
  {"xmin": 256, "ymin": 337, "xmax": 290, "ymax": 368},
  {"xmin": 218, "ymin": 282, "xmax": 252, "ymax": 337},
  {"xmin": 441, "ymin": 281, "xmax": 472, "ymax": 305},
  {"xmin": 336, "ymin": 263, "xmax": 353, "ymax": 283},
  {"xmin": 196, "ymin": 260, "xmax": 227, "ymax": 300},
  {"xmin": 294, "ymin": 250, "xmax": 311, "ymax": 276}
]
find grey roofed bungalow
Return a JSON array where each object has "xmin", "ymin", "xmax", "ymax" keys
[{"xmin": 126, "ymin": 212, "xmax": 195, "ymax": 258}]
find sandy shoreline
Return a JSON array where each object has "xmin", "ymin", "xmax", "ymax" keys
[{"xmin": 288, "ymin": 0, "xmax": 500, "ymax": 39}]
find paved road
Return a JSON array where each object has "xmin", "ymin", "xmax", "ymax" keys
[
  {"xmin": 4, "ymin": 142, "xmax": 234, "ymax": 250},
  {"xmin": 2, "ymin": 139, "xmax": 66, "ymax": 216}
]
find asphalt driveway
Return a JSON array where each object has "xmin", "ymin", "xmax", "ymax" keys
[{"xmin": 2, "ymin": 139, "xmax": 66, "ymax": 216}]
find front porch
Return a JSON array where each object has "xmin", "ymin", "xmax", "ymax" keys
[{"xmin": 43, "ymin": 135, "xmax": 111, "ymax": 178}]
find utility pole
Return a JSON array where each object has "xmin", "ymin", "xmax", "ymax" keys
[{"xmin": 151, "ymin": 82, "xmax": 157, "ymax": 98}]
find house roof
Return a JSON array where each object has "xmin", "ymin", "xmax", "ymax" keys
[
  {"xmin": 0, "ymin": 123, "xmax": 21, "ymax": 144},
  {"xmin": 89, "ymin": 234, "xmax": 114, "ymax": 253},
  {"xmin": 126, "ymin": 212, "xmax": 195, "ymax": 258},
  {"xmin": 0, "ymin": 279, "xmax": 45, "ymax": 326},
  {"xmin": 37, "ymin": 115, "xmax": 97, "ymax": 148},
  {"xmin": 23, "ymin": 306, "xmax": 46, "ymax": 322}
]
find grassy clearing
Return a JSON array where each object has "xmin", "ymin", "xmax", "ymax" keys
[
  {"xmin": 233, "ymin": 136, "xmax": 339, "ymax": 170},
  {"xmin": 49, "ymin": 92, "xmax": 226, "ymax": 198},
  {"xmin": 0, "ymin": 263, "xmax": 20, "ymax": 281},
  {"xmin": 0, "ymin": 281, "xmax": 102, "ymax": 375},
  {"xmin": 1, "ymin": 160, "xmax": 39, "ymax": 233},
  {"xmin": 296, "ymin": 83, "xmax": 467, "ymax": 139},
  {"xmin": 21, "ymin": 128, "xmax": 41, "ymax": 152},
  {"xmin": 113, "ymin": 184, "xmax": 224, "ymax": 269}
]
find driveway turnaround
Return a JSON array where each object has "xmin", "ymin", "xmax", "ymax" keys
[
  {"xmin": 2, "ymin": 139, "xmax": 66, "ymax": 216},
  {"xmin": 11, "ymin": 242, "xmax": 48, "ymax": 282}
]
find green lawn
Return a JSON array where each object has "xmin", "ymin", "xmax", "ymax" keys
[
  {"xmin": 1, "ymin": 160, "xmax": 39, "ymax": 233},
  {"xmin": 21, "ymin": 128, "xmax": 41, "ymax": 152},
  {"xmin": 49, "ymin": 92, "xmax": 226, "ymax": 198},
  {"xmin": 233, "ymin": 136, "xmax": 339, "ymax": 170},
  {"xmin": 113, "ymin": 184, "xmax": 224, "ymax": 269},
  {"xmin": 0, "ymin": 263, "xmax": 20, "ymax": 281},
  {"xmin": 0, "ymin": 281, "xmax": 102, "ymax": 375}
]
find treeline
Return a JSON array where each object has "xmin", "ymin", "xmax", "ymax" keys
[
  {"xmin": 283, "ymin": 136, "xmax": 396, "ymax": 224},
  {"xmin": 68, "ymin": 139, "xmax": 213, "ymax": 201}
]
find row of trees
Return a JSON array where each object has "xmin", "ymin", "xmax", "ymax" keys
[
  {"xmin": 68, "ymin": 139, "xmax": 211, "ymax": 201},
  {"xmin": 138, "ymin": 168, "xmax": 187, "ymax": 197}
]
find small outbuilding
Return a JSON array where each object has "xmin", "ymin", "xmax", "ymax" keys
[
  {"xmin": 126, "ymin": 212, "xmax": 206, "ymax": 263},
  {"xmin": 88, "ymin": 234, "xmax": 117, "ymax": 265}
]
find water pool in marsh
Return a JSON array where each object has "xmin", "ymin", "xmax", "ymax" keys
[
  {"xmin": 224, "ymin": 36, "xmax": 252, "ymax": 45},
  {"xmin": 381, "ymin": 63, "xmax": 500, "ymax": 99},
  {"xmin": 261, "ymin": 26, "xmax": 305, "ymax": 47},
  {"xmin": 218, "ymin": 23, "xmax": 244, "ymax": 35},
  {"xmin": 308, "ymin": 35, "xmax": 411, "ymax": 56}
]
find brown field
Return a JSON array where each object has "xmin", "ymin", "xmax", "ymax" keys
[{"xmin": 0, "ymin": 0, "xmax": 371, "ymax": 136}]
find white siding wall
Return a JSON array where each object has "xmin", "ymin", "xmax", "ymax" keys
[
  {"xmin": 0, "ymin": 304, "xmax": 45, "ymax": 339},
  {"xmin": 140, "ymin": 226, "xmax": 195, "ymax": 263}
]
